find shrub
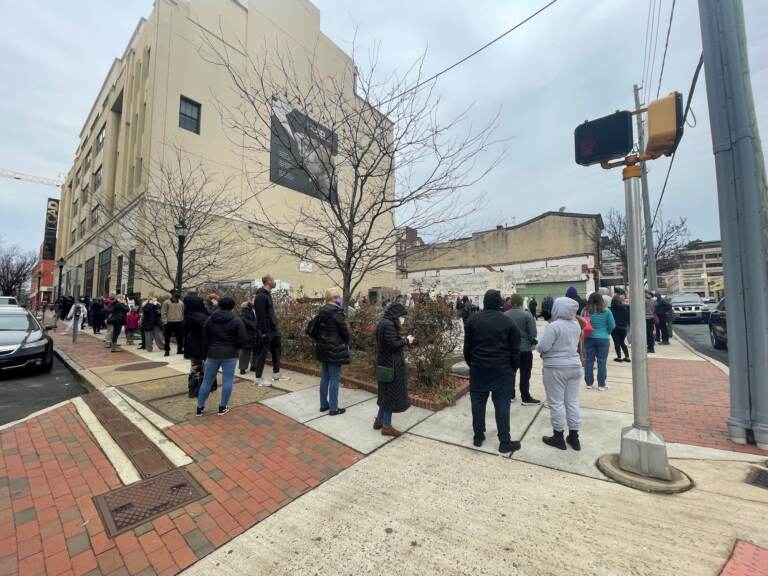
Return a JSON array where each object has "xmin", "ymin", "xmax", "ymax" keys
[
  {"xmin": 272, "ymin": 292, "xmax": 321, "ymax": 361},
  {"xmin": 347, "ymin": 301, "xmax": 382, "ymax": 367}
]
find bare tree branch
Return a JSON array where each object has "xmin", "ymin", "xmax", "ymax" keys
[{"xmin": 0, "ymin": 244, "xmax": 36, "ymax": 296}]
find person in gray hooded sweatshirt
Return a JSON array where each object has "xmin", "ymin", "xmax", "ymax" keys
[{"xmin": 537, "ymin": 297, "xmax": 583, "ymax": 450}]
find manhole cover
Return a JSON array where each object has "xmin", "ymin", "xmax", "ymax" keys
[
  {"xmin": 93, "ymin": 469, "xmax": 208, "ymax": 537},
  {"xmin": 117, "ymin": 361, "xmax": 169, "ymax": 371},
  {"xmin": 745, "ymin": 467, "xmax": 768, "ymax": 490}
]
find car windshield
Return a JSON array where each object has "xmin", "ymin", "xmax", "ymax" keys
[
  {"xmin": 0, "ymin": 314, "xmax": 38, "ymax": 331},
  {"xmin": 671, "ymin": 295, "xmax": 702, "ymax": 304}
]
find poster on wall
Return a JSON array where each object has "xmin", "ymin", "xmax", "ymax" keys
[
  {"xmin": 269, "ymin": 95, "xmax": 338, "ymax": 202},
  {"xmin": 42, "ymin": 198, "xmax": 59, "ymax": 260}
]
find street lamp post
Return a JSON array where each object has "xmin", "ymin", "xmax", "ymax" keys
[
  {"xmin": 36, "ymin": 272, "xmax": 42, "ymax": 312},
  {"xmin": 56, "ymin": 257, "xmax": 66, "ymax": 327},
  {"xmin": 174, "ymin": 220, "xmax": 188, "ymax": 293}
]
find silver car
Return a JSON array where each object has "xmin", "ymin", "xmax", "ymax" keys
[{"xmin": 670, "ymin": 293, "xmax": 710, "ymax": 324}]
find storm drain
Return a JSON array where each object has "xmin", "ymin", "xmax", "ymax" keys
[
  {"xmin": 745, "ymin": 467, "xmax": 768, "ymax": 490},
  {"xmin": 93, "ymin": 468, "xmax": 207, "ymax": 537},
  {"xmin": 117, "ymin": 361, "xmax": 169, "ymax": 371},
  {"xmin": 82, "ymin": 392, "xmax": 174, "ymax": 478}
]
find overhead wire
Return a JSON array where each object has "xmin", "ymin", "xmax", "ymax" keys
[
  {"xmin": 640, "ymin": 0, "xmax": 654, "ymax": 91},
  {"xmin": 656, "ymin": 0, "xmax": 677, "ymax": 99},
  {"xmin": 646, "ymin": 0, "xmax": 664, "ymax": 97},
  {"xmin": 651, "ymin": 53, "xmax": 704, "ymax": 227}
]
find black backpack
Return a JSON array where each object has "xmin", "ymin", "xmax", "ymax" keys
[
  {"xmin": 305, "ymin": 314, "xmax": 321, "ymax": 339},
  {"xmin": 541, "ymin": 296, "xmax": 555, "ymax": 321}
]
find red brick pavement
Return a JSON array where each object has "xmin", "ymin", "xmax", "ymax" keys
[
  {"xmin": 720, "ymin": 540, "xmax": 768, "ymax": 576},
  {"xmin": 0, "ymin": 400, "xmax": 360, "ymax": 575},
  {"xmin": 649, "ymin": 357, "xmax": 766, "ymax": 455},
  {"xmin": 50, "ymin": 331, "xmax": 145, "ymax": 369}
]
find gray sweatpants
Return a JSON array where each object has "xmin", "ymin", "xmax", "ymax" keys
[{"xmin": 543, "ymin": 365, "xmax": 582, "ymax": 432}]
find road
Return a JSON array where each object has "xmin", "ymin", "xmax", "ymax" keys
[
  {"xmin": 673, "ymin": 322, "xmax": 729, "ymax": 366},
  {"xmin": 0, "ymin": 357, "xmax": 89, "ymax": 425}
]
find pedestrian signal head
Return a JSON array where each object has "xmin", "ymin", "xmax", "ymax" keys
[
  {"xmin": 574, "ymin": 111, "xmax": 634, "ymax": 166},
  {"xmin": 646, "ymin": 92, "xmax": 683, "ymax": 158}
]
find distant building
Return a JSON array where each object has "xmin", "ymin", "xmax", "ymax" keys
[
  {"xmin": 599, "ymin": 235, "xmax": 624, "ymax": 287},
  {"xmin": 400, "ymin": 211, "xmax": 603, "ymax": 301},
  {"xmin": 663, "ymin": 240, "xmax": 723, "ymax": 296},
  {"xmin": 396, "ymin": 227, "xmax": 423, "ymax": 278},
  {"xmin": 29, "ymin": 243, "xmax": 55, "ymax": 308}
]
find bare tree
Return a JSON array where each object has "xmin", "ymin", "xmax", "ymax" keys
[
  {"xmin": 98, "ymin": 148, "xmax": 253, "ymax": 293},
  {"xmin": 204, "ymin": 37, "xmax": 503, "ymax": 308},
  {"xmin": 592, "ymin": 208, "xmax": 688, "ymax": 283},
  {"xmin": 0, "ymin": 244, "xmax": 36, "ymax": 296}
]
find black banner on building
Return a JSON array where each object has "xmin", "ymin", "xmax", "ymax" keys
[
  {"xmin": 269, "ymin": 96, "xmax": 338, "ymax": 202},
  {"xmin": 42, "ymin": 198, "xmax": 59, "ymax": 260}
]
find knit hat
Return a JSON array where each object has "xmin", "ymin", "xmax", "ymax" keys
[{"xmin": 565, "ymin": 286, "xmax": 579, "ymax": 298}]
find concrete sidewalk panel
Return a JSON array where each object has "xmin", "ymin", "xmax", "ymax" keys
[
  {"xmin": 307, "ymin": 398, "xmax": 432, "ymax": 454},
  {"xmin": 513, "ymin": 407, "xmax": 633, "ymax": 479},
  {"xmin": 90, "ymin": 362, "xmax": 183, "ymax": 386},
  {"xmin": 261, "ymin": 385, "xmax": 374, "ymax": 423},
  {"xmin": 579, "ymin": 382, "xmax": 634, "ymax": 414},
  {"xmin": 409, "ymin": 394, "xmax": 540, "ymax": 455},
  {"xmin": 671, "ymin": 459, "xmax": 768, "ymax": 504},
  {"xmin": 667, "ymin": 442, "xmax": 768, "ymax": 462}
]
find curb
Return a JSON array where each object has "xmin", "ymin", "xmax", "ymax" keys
[
  {"xmin": 53, "ymin": 347, "xmax": 102, "ymax": 392},
  {"xmin": 673, "ymin": 333, "xmax": 730, "ymax": 376}
]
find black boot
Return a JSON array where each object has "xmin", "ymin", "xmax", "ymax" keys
[
  {"xmin": 542, "ymin": 430, "xmax": 566, "ymax": 450},
  {"xmin": 566, "ymin": 430, "xmax": 581, "ymax": 451}
]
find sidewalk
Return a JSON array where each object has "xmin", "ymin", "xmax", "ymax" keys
[{"xmin": 0, "ymin": 325, "xmax": 766, "ymax": 575}]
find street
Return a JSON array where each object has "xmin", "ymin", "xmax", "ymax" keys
[
  {"xmin": 0, "ymin": 356, "xmax": 88, "ymax": 425},
  {"xmin": 673, "ymin": 322, "xmax": 729, "ymax": 366}
]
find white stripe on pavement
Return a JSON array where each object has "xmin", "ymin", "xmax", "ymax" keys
[{"xmin": 111, "ymin": 387, "xmax": 175, "ymax": 430}]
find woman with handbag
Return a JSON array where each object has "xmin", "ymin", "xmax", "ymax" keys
[
  {"xmin": 374, "ymin": 302, "xmax": 415, "ymax": 437},
  {"xmin": 583, "ymin": 292, "xmax": 616, "ymax": 391}
]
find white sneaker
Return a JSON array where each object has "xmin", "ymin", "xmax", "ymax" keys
[
  {"xmin": 272, "ymin": 373, "xmax": 291, "ymax": 381},
  {"xmin": 586, "ymin": 385, "xmax": 594, "ymax": 390},
  {"xmin": 510, "ymin": 397, "xmax": 517, "ymax": 404},
  {"xmin": 255, "ymin": 378, "xmax": 271, "ymax": 387}
]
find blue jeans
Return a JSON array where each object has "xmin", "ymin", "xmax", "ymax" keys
[
  {"xmin": 111, "ymin": 322, "xmax": 123, "ymax": 344},
  {"xmin": 198, "ymin": 357, "xmax": 237, "ymax": 409},
  {"xmin": 584, "ymin": 338, "xmax": 610, "ymax": 387},
  {"xmin": 319, "ymin": 363, "xmax": 342, "ymax": 411},
  {"xmin": 376, "ymin": 407, "xmax": 392, "ymax": 427}
]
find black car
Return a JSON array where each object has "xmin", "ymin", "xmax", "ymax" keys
[
  {"xmin": 708, "ymin": 298, "xmax": 727, "ymax": 349},
  {"xmin": 0, "ymin": 307, "xmax": 54, "ymax": 372}
]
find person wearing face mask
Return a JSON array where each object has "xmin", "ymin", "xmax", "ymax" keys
[
  {"xmin": 141, "ymin": 296, "xmax": 164, "ymax": 352},
  {"xmin": 253, "ymin": 274, "xmax": 290, "ymax": 385},
  {"xmin": 312, "ymin": 287, "xmax": 351, "ymax": 416},
  {"xmin": 374, "ymin": 303, "xmax": 415, "ymax": 436}
]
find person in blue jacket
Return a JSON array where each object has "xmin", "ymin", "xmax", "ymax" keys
[{"xmin": 584, "ymin": 292, "xmax": 616, "ymax": 391}]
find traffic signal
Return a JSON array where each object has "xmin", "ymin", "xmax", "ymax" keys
[
  {"xmin": 646, "ymin": 91, "xmax": 683, "ymax": 158},
  {"xmin": 574, "ymin": 111, "xmax": 634, "ymax": 166}
]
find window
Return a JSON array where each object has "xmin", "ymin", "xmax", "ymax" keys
[
  {"xmin": 70, "ymin": 227, "xmax": 77, "ymax": 245},
  {"xmin": 84, "ymin": 257, "xmax": 95, "ymax": 298},
  {"xmin": 179, "ymin": 96, "xmax": 201, "ymax": 134},
  {"xmin": 72, "ymin": 196, "xmax": 78, "ymax": 215},
  {"xmin": 75, "ymin": 169, "xmax": 81, "ymax": 187},
  {"xmin": 127, "ymin": 250, "xmax": 136, "ymax": 295},
  {"xmin": 97, "ymin": 248, "xmax": 112, "ymax": 297},
  {"xmin": 93, "ymin": 166, "xmax": 102, "ymax": 192},
  {"xmin": 116, "ymin": 255, "xmax": 123, "ymax": 294},
  {"xmin": 95, "ymin": 125, "xmax": 106, "ymax": 154},
  {"xmin": 91, "ymin": 204, "xmax": 99, "ymax": 226},
  {"xmin": 84, "ymin": 149, "xmax": 92, "ymax": 173},
  {"xmin": 79, "ymin": 219, "xmax": 86, "ymax": 239},
  {"xmin": 81, "ymin": 184, "xmax": 89, "ymax": 204}
]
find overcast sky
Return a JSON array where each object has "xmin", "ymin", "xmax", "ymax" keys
[{"xmin": 1, "ymin": 0, "xmax": 766, "ymax": 253}]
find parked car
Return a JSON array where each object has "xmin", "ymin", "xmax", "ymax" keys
[
  {"xmin": 0, "ymin": 307, "xmax": 54, "ymax": 372},
  {"xmin": 0, "ymin": 296, "xmax": 19, "ymax": 307},
  {"xmin": 708, "ymin": 298, "xmax": 727, "ymax": 349},
  {"xmin": 670, "ymin": 293, "xmax": 710, "ymax": 323}
]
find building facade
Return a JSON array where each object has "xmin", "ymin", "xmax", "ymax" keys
[
  {"xmin": 662, "ymin": 240, "xmax": 723, "ymax": 296},
  {"xmin": 29, "ymin": 243, "xmax": 55, "ymax": 309},
  {"xmin": 56, "ymin": 0, "xmax": 395, "ymax": 300},
  {"xmin": 399, "ymin": 212, "xmax": 603, "ymax": 301}
]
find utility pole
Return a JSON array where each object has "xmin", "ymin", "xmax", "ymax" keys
[
  {"xmin": 699, "ymin": 0, "xmax": 768, "ymax": 449},
  {"xmin": 633, "ymin": 84, "xmax": 658, "ymax": 291}
]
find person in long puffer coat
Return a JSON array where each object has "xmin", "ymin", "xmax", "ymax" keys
[
  {"xmin": 374, "ymin": 302, "xmax": 415, "ymax": 437},
  {"xmin": 314, "ymin": 287, "xmax": 351, "ymax": 416}
]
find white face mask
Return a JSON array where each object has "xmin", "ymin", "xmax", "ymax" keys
[{"xmin": 399, "ymin": 317, "xmax": 405, "ymax": 326}]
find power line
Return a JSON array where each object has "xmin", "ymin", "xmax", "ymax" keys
[
  {"xmin": 656, "ymin": 0, "xmax": 677, "ymax": 99},
  {"xmin": 640, "ymin": 0, "xmax": 654, "ymax": 90},
  {"xmin": 647, "ymin": 0, "xmax": 664, "ymax": 96},
  {"xmin": 651, "ymin": 52, "xmax": 704, "ymax": 227},
  {"xmin": 377, "ymin": 0, "xmax": 561, "ymax": 108}
]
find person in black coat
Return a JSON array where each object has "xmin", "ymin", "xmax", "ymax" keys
[
  {"xmin": 610, "ymin": 294, "xmax": 631, "ymax": 362},
  {"xmin": 183, "ymin": 295, "xmax": 209, "ymax": 396},
  {"xmin": 463, "ymin": 289, "xmax": 522, "ymax": 453},
  {"xmin": 528, "ymin": 296, "xmax": 538, "ymax": 319},
  {"xmin": 313, "ymin": 288, "xmax": 351, "ymax": 416},
  {"xmin": 197, "ymin": 297, "xmax": 247, "ymax": 417},
  {"xmin": 109, "ymin": 295, "xmax": 130, "ymax": 352},
  {"xmin": 141, "ymin": 297, "xmax": 164, "ymax": 352},
  {"xmin": 654, "ymin": 292, "xmax": 672, "ymax": 345},
  {"xmin": 374, "ymin": 302, "xmax": 415, "ymax": 437},
  {"xmin": 238, "ymin": 301, "xmax": 258, "ymax": 375},
  {"xmin": 252, "ymin": 275, "xmax": 289, "ymax": 385},
  {"xmin": 90, "ymin": 298, "xmax": 104, "ymax": 335}
]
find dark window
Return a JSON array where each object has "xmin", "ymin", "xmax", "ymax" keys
[
  {"xmin": 95, "ymin": 125, "xmax": 106, "ymax": 154},
  {"xmin": 85, "ymin": 257, "xmax": 95, "ymax": 297},
  {"xmin": 79, "ymin": 219, "xmax": 86, "ymax": 239},
  {"xmin": 116, "ymin": 255, "xmax": 123, "ymax": 293},
  {"xmin": 70, "ymin": 227, "xmax": 77, "ymax": 245},
  {"xmin": 93, "ymin": 166, "xmax": 102, "ymax": 191},
  {"xmin": 98, "ymin": 247, "xmax": 112, "ymax": 296},
  {"xmin": 84, "ymin": 149, "xmax": 92, "ymax": 172},
  {"xmin": 65, "ymin": 271, "xmax": 71, "ymax": 295},
  {"xmin": 91, "ymin": 204, "xmax": 99, "ymax": 226},
  {"xmin": 179, "ymin": 96, "xmax": 201, "ymax": 134},
  {"xmin": 82, "ymin": 184, "xmax": 89, "ymax": 204},
  {"xmin": 75, "ymin": 169, "xmax": 81, "ymax": 187},
  {"xmin": 127, "ymin": 250, "xmax": 136, "ymax": 295}
]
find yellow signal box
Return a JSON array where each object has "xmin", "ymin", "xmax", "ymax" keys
[{"xmin": 646, "ymin": 92, "xmax": 684, "ymax": 158}]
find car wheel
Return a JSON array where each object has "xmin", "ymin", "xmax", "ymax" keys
[
  {"xmin": 39, "ymin": 347, "xmax": 53, "ymax": 373},
  {"xmin": 710, "ymin": 327, "xmax": 726, "ymax": 350}
]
